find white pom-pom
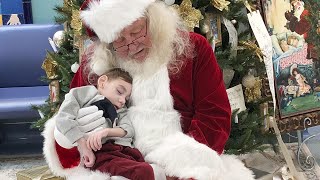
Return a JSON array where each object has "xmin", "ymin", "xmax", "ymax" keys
[
  {"xmin": 164, "ymin": 0, "xmax": 175, "ymax": 6},
  {"xmin": 242, "ymin": 74, "xmax": 256, "ymax": 88},
  {"xmin": 71, "ymin": 62, "xmax": 80, "ymax": 73},
  {"xmin": 231, "ymin": 19, "xmax": 237, "ymax": 24}
]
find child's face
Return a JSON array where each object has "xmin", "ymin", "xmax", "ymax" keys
[
  {"xmin": 280, "ymin": 40, "xmax": 289, "ymax": 52},
  {"xmin": 98, "ymin": 77, "xmax": 132, "ymax": 109}
]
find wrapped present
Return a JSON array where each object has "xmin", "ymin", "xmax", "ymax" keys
[{"xmin": 16, "ymin": 165, "xmax": 65, "ymax": 180}]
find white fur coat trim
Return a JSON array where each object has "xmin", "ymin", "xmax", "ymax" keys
[
  {"xmin": 80, "ymin": 0, "xmax": 155, "ymax": 43},
  {"xmin": 144, "ymin": 132, "xmax": 255, "ymax": 180},
  {"xmin": 42, "ymin": 116, "xmax": 111, "ymax": 180}
]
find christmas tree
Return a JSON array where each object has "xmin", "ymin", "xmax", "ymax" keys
[{"xmin": 34, "ymin": 0, "xmax": 276, "ymax": 155}]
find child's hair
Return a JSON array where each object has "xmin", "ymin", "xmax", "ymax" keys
[{"xmin": 103, "ymin": 68, "xmax": 133, "ymax": 84}]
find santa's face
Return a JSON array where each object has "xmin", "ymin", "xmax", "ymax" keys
[
  {"xmin": 293, "ymin": 1, "xmax": 304, "ymax": 18},
  {"xmin": 112, "ymin": 18, "xmax": 152, "ymax": 62}
]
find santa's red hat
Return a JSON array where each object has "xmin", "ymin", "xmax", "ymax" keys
[{"xmin": 80, "ymin": 0, "xmax": 155, "ymax": 43}]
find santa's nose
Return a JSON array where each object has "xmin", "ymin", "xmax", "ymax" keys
[{"xmin": 128, "ymin": 42, "xmax": 139, "ymax": 51}]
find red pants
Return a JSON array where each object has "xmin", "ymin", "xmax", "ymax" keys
[{"xmin": 90, "ymin": 142, "xmax": 155, "ymax": 180}]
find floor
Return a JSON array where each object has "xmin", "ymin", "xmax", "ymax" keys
[
  {"xmin": 1, "ymin": 144, "xmax": 320, "ymax": 180},
  {"xmin": 303, "ymin": 126, "xmax": 320, "ymax": 166},
  {"xmin": 0, "ymin": 155, "xmax": 46, "ymax": 180}
]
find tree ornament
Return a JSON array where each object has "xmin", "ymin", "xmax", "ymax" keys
[
  {"xmin": 242, "ymin": 74, "xmax": 256, "ymax": 88},
  {"xmin": 200, "ymin": 20, "xmax": 210, "ymax": 34},
  {"xmin": 53, "ymin": 30, "xmax": 65, "ymax": 48},
  {"xmin": 71, "ymin": 62, "xmax": 80, "ymax": 73},
  {"xmin": 231, "ymin": 19, "xmax": 237, "ymax": 24},
  {"xmin": 239, "ymin": 40, "xmax": 264, "ymax": 62},
  {"xmin": 223, "ymin": 68, "xmax": 235, "ymax": 88},
  {"xmin": 244, "ymin": 78, "xmax": 262, "ymax": 102},
  {"xmin": 42, "ymin": 53, "xmax": 58, "ymax": 80},
  {"xmin": 50, "ymin": 80, "xmax": 60, "ymax": 103},
  {"xmin": 211, "ymin": 0, "xmax": 230, "ymax": 11},
  {"xmin": 172, "ymin": 0, "xmax": 203, "ymax": 31},
  {"xmin": 317, "ymin": 19, "xmax": 320, "ymax": 34},
  {"xmin": 164, "ymin": 0, "xmax": 175, "ymax": 6}
]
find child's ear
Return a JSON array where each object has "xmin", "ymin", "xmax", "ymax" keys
[{"xmin": 97, "ymin": 75, "xmax": 108, "ymax": 88}]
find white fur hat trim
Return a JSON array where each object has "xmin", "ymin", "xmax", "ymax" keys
[{"xmin": 81, "ymin": 0, "xmax": 155, "ymax": 43}]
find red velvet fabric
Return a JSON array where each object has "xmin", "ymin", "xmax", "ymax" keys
[
  {"xmin": 55, "ymin": 32, "xmax": 231, "ymax": 169},
  {"xmin": 55, "ymin": 141, "xmax": 80, "ymax": 168},
  {"xmin": 170, "ymin": 32, "xmax": 231, "ymax": 154},
  {"xmin": 91, "ymin": 142, "xmax": 154, "ymax": 180}
]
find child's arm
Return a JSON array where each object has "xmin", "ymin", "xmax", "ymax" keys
[
  {"xmin": 106, "ymin": 127, "xmax": 127, "ymax": 137},
  {"xmin": 55, "ymin": 86, "xmax": 100, "ymax": 145},
  {"xmin": 86, "ymin": 127, "xmax": 126, "ymax": 151}
]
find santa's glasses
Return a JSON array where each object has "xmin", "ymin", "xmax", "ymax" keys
[{"xmin": 112, "ymin": 21, "xmax": 148, "ymax": 52}]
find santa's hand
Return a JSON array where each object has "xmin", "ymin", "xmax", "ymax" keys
[
  {"xmin": 77, "ymin": 106, "xmax": 105, "ymax": 133},
  {"xmin": 86, "ymin": 128, "xmax": 109, "ymax": 151},
  {"xmin": 285, "ymin": 11, "xmax": 294, "ymax": 21},
  {"xmin": 6, "ymin": 14, "xmax": 21, "ymax": 25}
]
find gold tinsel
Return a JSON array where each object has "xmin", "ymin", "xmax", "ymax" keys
[
  {"xmin": 244, "ymin": 78, "xmax": 262, "ymax": 102},
  {"xmin": 211, "ymin": 0, "xmax": 230, "ymax": 11},
  {"xmin": 173, "ymin": 0, "xmax": 203, "ymax": 31},
  {"xmin": 42, "ymin": 53, "xmax": 58, "ymax": 80},
  {"xmin": 63, "ymin": 0, "xmax": 73, "ymax": 11},
  {"xmin": 71, "ymin": 9, "xmax": 83, "ymax": 48},
  {"xmin": 71, "ymin": 10, "xmax": 82, "ymax": 37},
  {"xmin": 239, "ymin": 40, "xmax": 264, "ymax": 62}
]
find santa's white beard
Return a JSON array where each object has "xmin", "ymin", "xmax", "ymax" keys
[
  {"xmin": 116, "ymin": 46, "xmax": 173, "ymax": 78},
  {"xmin": 294, "ymin": 7, "xmax": 304, "ymax": 21}
]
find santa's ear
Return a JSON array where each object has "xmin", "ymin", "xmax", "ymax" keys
[{"xmin": 97, "ymin": 75, "xmax": 108, "ymax": 88}]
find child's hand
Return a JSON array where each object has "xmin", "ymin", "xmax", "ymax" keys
[
  {"xmin": 77, "ymin": 138, "xmax": 96, "ymax": 167},
  {"xmin": 82, "ymin": 146, "xmax": 96, "ymax": 167},
  {"xmin": 87, "ymin": 128, "xmax": 109, "ymax": 151}
]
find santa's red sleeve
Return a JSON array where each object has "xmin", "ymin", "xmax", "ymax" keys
[
  {"xmin": 187, "ymin": 33, "xmax": 231, "ymax": 154},
  {"xmin": 294, "ymin": 10, "xmax": 311, "ymax": 36}
]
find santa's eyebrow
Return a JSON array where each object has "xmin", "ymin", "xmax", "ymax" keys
[{"xmin": 132, "ymin": 24, "xmax": 145, "ymax": 32}]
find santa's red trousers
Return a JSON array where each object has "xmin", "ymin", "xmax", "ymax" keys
[{"xmin": 89, "ymin": 142, "xmax": 155, "ymax": 180}]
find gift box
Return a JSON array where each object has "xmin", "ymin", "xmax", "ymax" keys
[{"xmin": 16, "ymin": 165, "xmax": 65, "ymax": 180}]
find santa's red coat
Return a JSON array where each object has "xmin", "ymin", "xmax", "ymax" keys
[
  {"xmin": 290, "ymin": 10, "xmax": 317, "ymax": 58},
  {"xmin": 55, "ymin": 32, "xmax": 231, "ymax": 169}
]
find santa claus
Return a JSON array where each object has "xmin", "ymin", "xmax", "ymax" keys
[
  {"xmin": 285, "ymin": 0, "xmax": 317, "ymax": 59},
  {"xmin": 42, "ymin": 0, "xmax": 255, "ymax": 179}
]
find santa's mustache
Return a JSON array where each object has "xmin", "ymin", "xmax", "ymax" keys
[{"xmin": 128, "ymin": 46, "xmax": 145, "ymax": 57}]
